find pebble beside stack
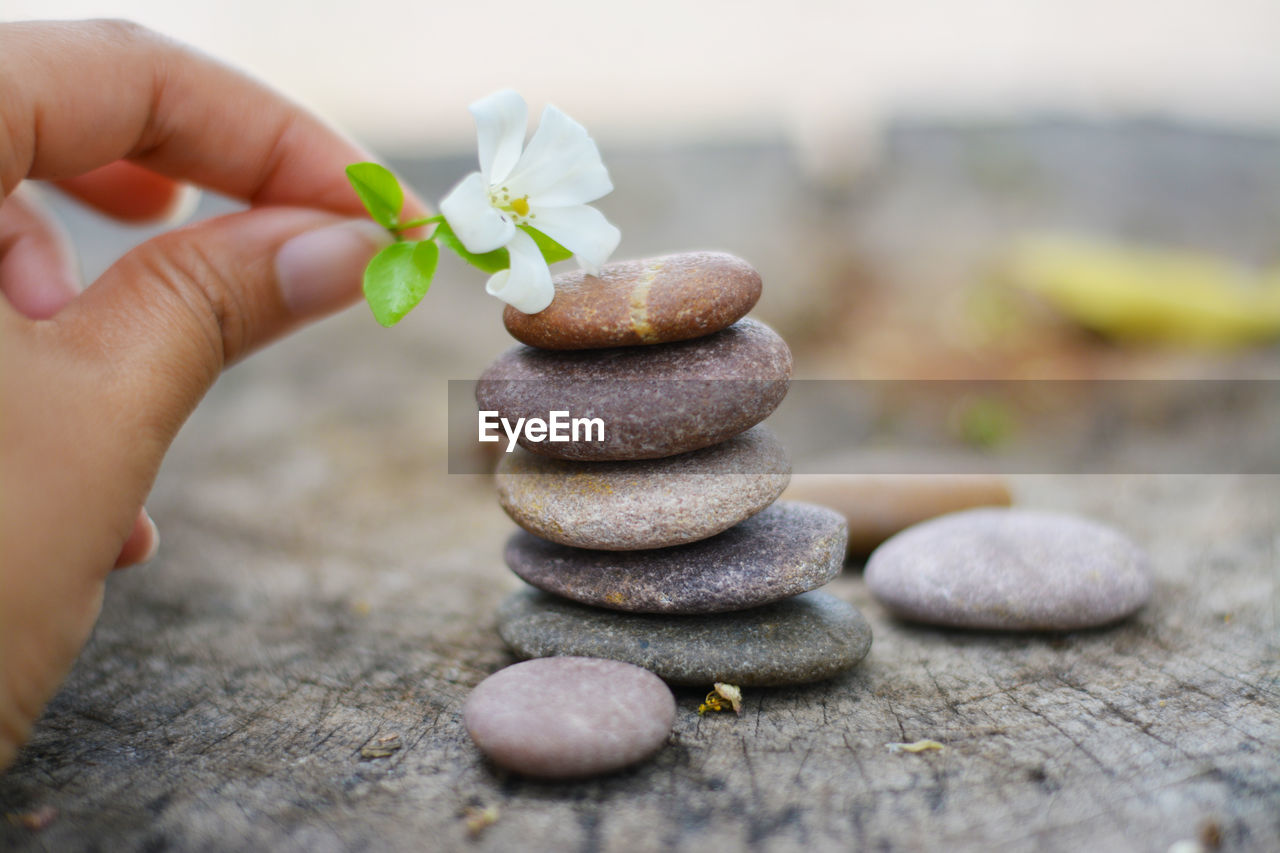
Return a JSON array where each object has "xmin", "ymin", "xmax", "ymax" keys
[{"xmin": 476, "ymin": 251, "xmax": 873, "ymax": 687}]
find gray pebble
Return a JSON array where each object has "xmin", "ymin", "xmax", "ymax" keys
[
  {"xmin": 476, "ymin": 318, "xmax": 792, "ymax": 460},
  {"xmin": 505, "ymin": 502, "xmax": 847, "ymax": 613},
  {"xmin": 495, "ymin": 426, "xmax": 791, "ymax": 550},
  {"xmin": 865, "ymin": 508, "xmax": 1152, "ymax": 630},
  {"xmin": 497, "ymin": 589, "xmax": 873, "ymax": 686},
  {"xmin": 464, "ymin": 657, "xmax": 676, "ymax": 778}
]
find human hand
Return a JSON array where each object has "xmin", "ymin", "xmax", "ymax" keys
[{"xmin": 0, "ymin": 20, "xmax": 425, "ymax": 769}]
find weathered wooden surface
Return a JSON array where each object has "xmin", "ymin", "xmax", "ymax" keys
[{"xmin": 3, "ymin": 123, "xmax": 1279, "ymax": 851}]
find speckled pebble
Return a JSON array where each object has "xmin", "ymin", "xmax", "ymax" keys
[
  {"xmin": 497, "ymin": 589, "xmax": 873, "ymax": 686},
  {"xmin": 503, "ymin": 251, "xmax": 762, "ymax": 349},
  {"xmin": 476, "ymin": 318, "xmax": 792, "ymax": 460},
  {"xmin": 865, "ymin": 508, "xmax": 1152, "ymax": 630},
  {"xmin": 495, "ymin": 426, "xmax": 791, "ymax": 550},
  {"xmin": 505, "ymin": 502, "xmax": 847, "ymax": 613},
  {"xmin": 464, "ymin": 657, "xmax": 676, "ymax": 778},
  {"xmin": 783, "ymin": 472, "xmax": 1012, "ymax": 554}
]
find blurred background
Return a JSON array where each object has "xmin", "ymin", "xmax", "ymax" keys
[
  {"xmin": 15, "ymin": 1, "xmax": 1280, "ymax": 151},
  {"xmin": 11, "ymin": 1, "xmax": 1280, "ymax": 391}
]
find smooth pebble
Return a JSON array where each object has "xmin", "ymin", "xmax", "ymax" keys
[
  {"xmin": 503, "ymin": 252, "xmax": 761, "ymax": 349},
  {"xmin": 497, "ymin": 589, "xmax": 873, "ymax": 686},
  {"xmin": 476, "ymin": 318, "xmax": 791, "ymax": 461},
  {"xmin": 865, "ymin": 508, "xmax": 1152, "ymax": 630},
  {"xmin": 783, "ymin": 472, "xmax": 1012, "ymax": 554},
  {"xmin": 495, "ymin": 425, "xmax": 790, "ymax": 550},
  {"xmin": 464, "ymin": 657, "xmax": 675, "ymax": 778},
  {"xmin": 505, "ymin": 502, "xmax": 846, "ymax": 613}
]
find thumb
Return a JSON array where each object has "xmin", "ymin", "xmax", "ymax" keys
[
  {"xmin": 61, "ymin": 206, "xmax": 390, "ymax": 440},
  {"xmin": 0, "ymin": 208, "xmax": 388, "ymax": 768}
]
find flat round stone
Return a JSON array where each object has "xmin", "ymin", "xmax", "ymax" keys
[
  {"xmin": 496, "ymin": 426, "xmax": 791, "ymax": 550},
  {"xmin": 464, "ymin": 657, "xmax": 675, "ymax": 778},
  {"xmin": 497, "ymin": 589, "xmax": 873, "ymax": 686},
  {"xmin": 865, "ymin": 508, "xmax": 1152, "ymax": 630},
  {"xmin": 476, "ymin": 318, "xmax": 792, "ymax": 461},
  {"xmin": 503, "ymin": 252, "xmax": 762, "ymax": 349},
  {"xmin": 504, "ymin": 502, "xmax": 847, "ymax": 613},
  {"xmin": 783, "ymin": 472, "xmax": 1012, "ymax": 554}
]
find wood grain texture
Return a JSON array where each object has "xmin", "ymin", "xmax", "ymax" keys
[{"xmin": 2, "ymin": 411, "xmax": 1275, "ymax": 852}]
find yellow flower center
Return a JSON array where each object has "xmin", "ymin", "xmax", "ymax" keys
[{"xmin": 491, "ymin": 187, "xmax": 533, "ymax": 221}]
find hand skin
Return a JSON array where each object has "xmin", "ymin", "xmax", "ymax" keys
[{"xmin": 0, "ymin": 20, "xmax": 426, "ymax": 771}]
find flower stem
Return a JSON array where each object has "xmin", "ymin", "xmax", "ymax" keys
[{"xmin": 394, "ymin": 215, "xmax": 444, "ymax": 231}]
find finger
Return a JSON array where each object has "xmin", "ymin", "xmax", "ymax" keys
[
  {"xmin": 59, "ymin": 206, "xmax": 391, "ymax": 444},
  {"xmin": 0, "ymin": 20, "xmax": 427, "ymax": 219},
  {"xmin": 113, "ymin": 508, "xmax": 159, "ymax": 569},
  {"xmin": 54, "ymin": 161, "xmax": 199, "ymax": 225},
  {"xmin": 0, "ymin": 185, "xmax": 81, "ymax": 318}
]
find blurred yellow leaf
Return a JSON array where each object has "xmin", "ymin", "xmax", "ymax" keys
[{"xmin": 1005, "ymin": 235, "xmax": 1280, "ymax": 347}]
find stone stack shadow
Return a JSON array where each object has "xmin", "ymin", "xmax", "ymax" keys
[{"xmin": 476, "ymin": 252, "xmax": 872, "ymax": 687}]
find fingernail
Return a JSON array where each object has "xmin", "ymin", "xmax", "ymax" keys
[
  {"xmin": 161, "ymin": 183, "xmax": 202, "ymax": 226},
  {"xmin": 140, "ymin": 509, "xmax": 160, "ymax": 564},
  {"xmin": 275, "ymin": 219, "xmax": 392, "ymax": 316}
]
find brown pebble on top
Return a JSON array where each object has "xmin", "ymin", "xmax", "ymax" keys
[{"xmin": 503, "ymin": 252, "xmax": 762, "ymax": 349}]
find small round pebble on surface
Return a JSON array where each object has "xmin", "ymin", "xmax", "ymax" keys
[
  {"xmin": 476, "ymin": 318, "xmax": 792, "ymax": 460},
  {"xmin": 497, "ymin": 589, "xmax": 873, "ymax": 686},
  {"xmin": 504, "ymin": 502, "xmax": 847, "ymax": 613},
  {"xmin": 783, "ymin": 472, "xmax": 1012, "ymax": 554},
  {"xmin": 495, "ymin": 426, "xmax": 791, "ymax": 550},
  {"xmin": 503, "ymin": 251, "xmax": 762, "ymax": 349},
  {"xmin": 865, "ymin": 508, "xmax": 1152, "ymax": 630},
  {"xmin": 464, "ymin": 657, "xmax": 676, "ymax": 778}
]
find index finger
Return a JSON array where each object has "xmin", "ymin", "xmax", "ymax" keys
[{"xmin": 0, "ymin": 19, "xmax": 424, "ymax": 217}]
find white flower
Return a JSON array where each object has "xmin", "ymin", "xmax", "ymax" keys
[{"xmin": 438, "ymin": 90, "xmax": 621, "ymax": 314}]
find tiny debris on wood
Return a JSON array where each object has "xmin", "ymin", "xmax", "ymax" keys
[
  {"xmin": 886, "ymin": 740, "xmax": 946, "ymax": 754},
  {"xmin": 359, "ymin": 733, "xmax": 402, "ymax": 759},
  {"xmin": 1199, "ymin": 818, "xmax": 1223, "ymax": 849},
  {"xmin": 698, "ymin": 683, "xmax": 743, "ymax": 715},
  {"xmin": 5, "ymin": 805, "xmax": 57, "ymax": 831},
  {"xmin": 463, "ymin": 805, "xmax": 499, "ymax": 837}
]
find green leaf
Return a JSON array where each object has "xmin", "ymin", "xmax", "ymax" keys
[
  {"xmin": 519, "ymin": 225, "xmax": 573, "ymax": 265},
  {"xmin": 411, "ymin": 238, "xmax": 440, "ymax": 281},
  {"xmin": 434, "ymin": 220, "xmax": 509, "ymax": 274},
  {"xmin": 363, "ymin": 241, "xmax": 436, "ymax": 327},
  {"xmin": 346, "ymin": 162, "xmax": 403, "ymax": 230}
]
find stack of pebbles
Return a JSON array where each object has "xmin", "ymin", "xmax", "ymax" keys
[{"xmin": 476, "ymin": 252, "xmax": 872, "ymax": 687}]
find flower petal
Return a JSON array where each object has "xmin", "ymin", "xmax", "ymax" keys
[
  {"xmin": 505, "ymin": 105, "xmax": 610, "ymax": 202},
  {"xmin": 527, "ymin": 158, "xmax": 613, "ymax": 208},
  {"xmin": 470, "ymin": 90, "xmax": 527, "ymax": 185},
  {"xmin": 528, "ymin": 204, "xmax": 621, "ymax": 274},
  {"xmin": 485, "ymin": 228, "xmax": 554, "ymax": 313},
  {"xmin": 439, "ymin": 171, "xmax": 515, "ymax": 254}
]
